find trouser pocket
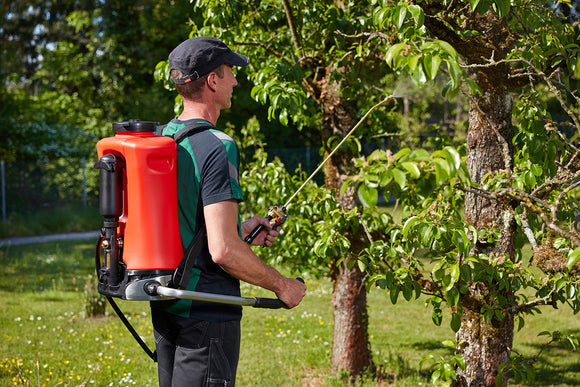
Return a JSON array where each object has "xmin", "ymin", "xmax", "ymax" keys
[
  {"xmin": 206, "ymin": 337, "xmax": 233, "ymax": 386},
  {"xmin": 173, "ymin": 345, "xmax": 209, "ymax": 387}
]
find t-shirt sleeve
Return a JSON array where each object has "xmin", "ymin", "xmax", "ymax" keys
[{"xmin": 199, "ymin": 132, "xmax": 244, "ymax": 206}]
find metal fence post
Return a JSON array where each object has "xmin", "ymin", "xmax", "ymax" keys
[
  {"xmin": 82, "ymin": 157, "xmax": 87, "ymax": 208},
  {"xmin": 1, "ymin": 160, "xmax": 5, "ymax": 223}
]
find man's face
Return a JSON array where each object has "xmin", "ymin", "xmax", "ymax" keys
[{"xmin": 212, "ymin": 64, "xmax": 238, "ymax": 110}]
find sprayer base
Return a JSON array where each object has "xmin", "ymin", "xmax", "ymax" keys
[
  {"xmin": 98, "ymin": 270, "xmax": 175, "ymax": 300},
  {"xmin": 124, "ymin": 275, "xmax": 174, "ymax": 301}
]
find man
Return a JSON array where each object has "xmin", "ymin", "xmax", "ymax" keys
[{"xmin": 151, "ymin": 36, "xmax": 307, "ymax": 387}]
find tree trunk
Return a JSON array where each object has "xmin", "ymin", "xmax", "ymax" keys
[
  {"xmin": 331, "ymin": 261, "xmax": 372, "ymax": 377},
  {"xmin": 320, "ymin": 71, "xmax": 374, "ymax": 379},
  {"xmin": 456, "ymin": 69, "xmax": 517, "ymax": 386}
]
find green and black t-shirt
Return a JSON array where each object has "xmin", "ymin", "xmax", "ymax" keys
[{"xmin": 151, "ymin": 118, "xmax": 244, "ymax": 322}]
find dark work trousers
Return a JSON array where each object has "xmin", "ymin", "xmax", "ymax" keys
[{"xmin": 152, "ymin": 308, "xmax": 241, "ymax": 387}]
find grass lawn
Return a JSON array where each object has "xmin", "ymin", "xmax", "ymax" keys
[{"xmin": 1, "ymin": 239, "xmax": 579, "ymax": 386}]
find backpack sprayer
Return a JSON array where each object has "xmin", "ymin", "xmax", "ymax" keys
[{"xmin": 94, "ymin": 120, "xmax": 294, "ymax": 360}]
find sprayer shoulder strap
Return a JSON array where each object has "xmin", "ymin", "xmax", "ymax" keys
[
  {"xmin": 172, "ymin": 224, "xmax": 206, "ymax": 289},
  {"xmin": 155, "ymin": 121, "xmax": 215, "ymax": 142},
  {"xmin": 170, "ymin": 121, "xmax": 215, "ymax": 289},
  {"xmin": 173, "ymin": 122, "xmax": 215, "ymax": 143}
]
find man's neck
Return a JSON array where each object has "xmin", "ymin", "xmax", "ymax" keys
[{"xmin": 178, "ymin": 101, "xmax": 219, "ymax": 126}]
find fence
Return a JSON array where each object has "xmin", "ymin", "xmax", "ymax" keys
[{"xmin": 0, "ymin": 157, "xmax": 99, "ymax": 221}]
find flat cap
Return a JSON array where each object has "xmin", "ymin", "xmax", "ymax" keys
[{"xmin": 168, "ymin": 37, "xmax": 249, "ymax": 84}]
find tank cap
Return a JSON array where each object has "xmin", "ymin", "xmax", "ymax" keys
[{"xmin": 112, "ymin": 119, "xmax": 158, "ymax": 133}]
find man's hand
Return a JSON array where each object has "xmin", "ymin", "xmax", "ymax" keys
[
  {"xmin": 241, "ymin": 215, "xmax": 279, "ymax": 247},
  {"xmin": 277, "ymin": 277, "xmax": 307, "ymax": 309}
]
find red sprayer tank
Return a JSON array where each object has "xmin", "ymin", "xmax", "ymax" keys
[{"xmin": 96, "ymin": 120, "xmax": 183, "ymax": 273}]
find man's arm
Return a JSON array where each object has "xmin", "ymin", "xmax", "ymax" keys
[{"xmin": 204, "ymin": 199, "xmax": 306, "ymax": 308}]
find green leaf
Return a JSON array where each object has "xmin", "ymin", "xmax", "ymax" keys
[
  {"xmin": 432, "ymin": 308, "xmax": 443, "ymax": 326},
  {"xmin": 392, "ymin": 5, "xmax": 408, "ymax": 29},
  {"xmin": 454, "ymin": 354, "xmax": 466, "ymax": 369},
  {"xmin": 453, "ymin": 230, "xmax": 468, "ymax": 254},
  {"xmin": 394, "ymin": 147, "xmax": 412, "ymax": 160},
  {"xmin": 470, "ymin": 0, "xmax": 481, "ymax": 10},
  {"xmin": 390, "ymin": 284, "xmax": 401, "ymax": 304},
  {"xmin": 408, "ymin": 4, "xmax": 424, "ymax": 27},
  {"xmin": 357, "ymin": 185, "xmax": 378, "ymax": 208},
  {"xmin": 423, "ymin": 53, "xmax": 442, "ymax": 81},
  {"xmin": 403, "ymin": 281, "xmax": 414, "ymax": 301},
  {"xmin": 447, "ymin": 287, "xmax": 460, "ymax": 307},
  {"xmin": 377, "ymin": 277, "xmax": 387, "ymax": 289},
  {"xmin": 483, "ymin": 308, "xmax": 494, "ymax": 324},
  {"xmin": 475, "ymin": 0, "xmax": 492, "ymax": 14},
  {"xmin": 436, "ymin": 40, "xmax": 458, "ymax": 60},
  {"xmin": 566, "ymin": 247, "xmax": 580, "ymax": 272},
  {"xmin": 373, "ymin": 7, "xmax": 389, "ymax": 29},
  {"xmin": 450, "ymin": 263, "xmax": 460, "ymax": 283},
  {"xmin": 434, "ymin": 159, "xmax": 450, "ymax": 185},
  {"xmin": 392, "ymin": 168, "xmax": 407, "ymax": 189},
  {"xmin": 418, "ymin": 224, "xmax": 435, "ymax": 246},
  {"xmin": 517, "ymin": 316, "xmax": 525, "ymax": 331},
  {"xmin": 402, "ymin": 216, "xmax": 419, "ymax": 238},
  {"xmin": 493, "ymin": 0, "xmax": 510, "ymax": 18},
  {"xmin": 401, "ymin": 161, "xmax": 421, "ymax": 179},
  {"xmin": 385, "ymin": 43, "xmax": 407, "ymax": 67},
  {"xmin": 431, "ymin": 369, "xmax": 441, "ymax": 385},
  {"xmin": 444, "ymin": 146, "xmax": 462, "ymax": 173},
  {"xmin": 495, "ymin": 372, "xmax": 505, "ymax": 387},
  {"xmin": 446, "ymin": 59, "xmax": 462, "ymax": 89}
]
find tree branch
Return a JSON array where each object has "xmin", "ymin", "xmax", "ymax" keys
[{"xmin": 282, "ymin": 0, "xmax": 302, "ymax": 55}]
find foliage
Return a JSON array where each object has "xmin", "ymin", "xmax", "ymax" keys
[
  {"xmin": 420, "ymin": 340, "xmax": 466, "ymax": 386},
  {"xmin": 232, "ymin": 117, "xmax": 333, "ymax": 276},
  {"xmin": 0, "ymin": 1, "xmax": 199, "ymax": 219},
  {"xmin": 0, "ymin": 204, "xmax": 101, "ymax": 238},
  {"xmin": 154, "ymin": 0, "xmax": 580, "ymax": 382},
  {"xmin": 1, "ymin": 0, "xmax": 193, "ymax": 160},
  {"xmin": 338, "ymin": 0, "xmax": 580, "ymax": 384}
]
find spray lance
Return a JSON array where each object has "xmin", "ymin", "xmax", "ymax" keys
[{"xmin": 244, "ymin": 95, "xmax": 395, "ymax": 244}]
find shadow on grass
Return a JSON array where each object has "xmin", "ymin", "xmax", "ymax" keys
[
  {"xmin": 515, "ymin": 330, "xmax": 580, "ymax": 386},
  {"xmin": 374, "ymin": 351, "xmax": 433, "ymax": 384},
  {"xmin": 410, "ymin": 338, "xmax": 455, "ymax": 352}
]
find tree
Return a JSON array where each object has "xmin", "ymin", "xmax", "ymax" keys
[
  {"xmin": 344, "ymin": 0, "xmax": 580, "ymax": 385},
  {"xmin": 0, "ymin": 0, "xmax": 193, "ymax": 161},
  {"xmin": 1, "ymin": 1, "xmax": 199, "ymax": 213},
  {"xmin": 159, "ymin": 0, "xmax": 400, "ymax": 379}
]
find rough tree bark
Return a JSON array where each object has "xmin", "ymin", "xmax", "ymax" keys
[
  {"xmin": 456, "ymin": 64, "xmax": 517, "ymax": 386},
  {"xmin": 321, "ymin": 68, "xmax": 375, "ymax": 379},
  {"xmin": 414, "ymin": 5, "xmax": 521, "ymax": 384}
]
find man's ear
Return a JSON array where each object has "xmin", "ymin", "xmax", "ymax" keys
[{"xmin": 206, "ymin": 72, "xmax": 218, "ymax": 92}]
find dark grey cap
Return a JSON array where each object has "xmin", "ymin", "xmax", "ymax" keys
[{"xmin": 168, "ymin": 37, "xmax": 249, "ymax": 84}]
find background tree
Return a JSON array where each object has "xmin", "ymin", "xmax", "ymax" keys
[
  {"xmin": 0, "ymin": 0, "xmax": 193, "ymax": 161},
  {"xmin": 0, "ymin": 0, "xmax": 194, "ymax": 213},
  {"xmin": 344, "ymin": 0, "xmax": 580, "ymax": 385}
]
